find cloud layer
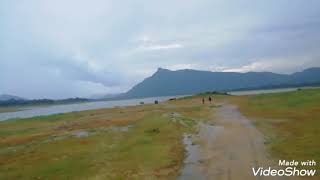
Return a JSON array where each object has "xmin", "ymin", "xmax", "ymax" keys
[{"xmin": 1, "ymin": 0, "xmax": 320, "ymax": 99}]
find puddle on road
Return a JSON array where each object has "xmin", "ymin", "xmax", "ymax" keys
[
  {"xmin": 178, "ymin": 134, "xmax": 206, "ymax": 180},
  {"xmin": 74, "ymin": 131, "xmax": 90, "ymax": 138},
  {"xmin": 178, "ymin": 123, "xmax": 224, "ymax": 180}
]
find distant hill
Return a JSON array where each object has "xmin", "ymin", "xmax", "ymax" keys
[
  {"xmin": 0, "ymin": 97, "xmax": 91, "ymax": 107},
  {"xmin": 0, "ymin": 94, "xmax": 26, "ymax": 101},
  {"xmin": 119, "ymin": 67, "xmax": 320, "ymax": 99}
]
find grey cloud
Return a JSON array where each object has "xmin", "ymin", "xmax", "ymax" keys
[{"xmin": 1, "ymin": 0, "xmax": 320, "ymax": 98}]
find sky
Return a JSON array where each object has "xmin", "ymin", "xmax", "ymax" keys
[{"xmin": 1, "ymin": 0, "xmax": 320, "ymax": 99}]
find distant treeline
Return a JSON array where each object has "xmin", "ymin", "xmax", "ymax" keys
[
  {"xmin": 197, "ymin": 91, "xmax": 230, "ymax": 96},
  {"xmin": 0, "ymin": 98, "xmax": 91, "ymax": 107}
]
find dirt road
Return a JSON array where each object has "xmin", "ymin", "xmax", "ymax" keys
[{"xmin": 180, "ymin": 103, "xmax": 295, "ymax": 180}]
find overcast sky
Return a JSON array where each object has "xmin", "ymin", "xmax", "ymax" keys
[{"xmin": 1, "ymin": 0, "xmax": 320, "ymax": 99}]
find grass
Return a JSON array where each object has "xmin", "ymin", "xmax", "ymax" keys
[
  {"xmin": 0, "ymin": 100, "xmax": 210, "ymax": 179},
  {"xmin": 225, "ymin": 89, "xmax": 320, "ymax": 166}
]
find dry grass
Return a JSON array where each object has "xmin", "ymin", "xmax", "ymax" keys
[{"xmin": 0, "ymin": 98, "xmax": 210, "ymax": 179}]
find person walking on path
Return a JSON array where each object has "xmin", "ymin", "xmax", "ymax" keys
[
  {"xmin": 202, "ymin": 98, "xmax": 205, "ymax": 104},
  {"xmin": 208, "ymin": 96, "xmax": 212, "ymax": 104}
]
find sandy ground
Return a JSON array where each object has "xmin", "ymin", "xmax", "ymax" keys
[{"xmin": 197, "ymin": 103, "xmax": 296, "ymax": 180}]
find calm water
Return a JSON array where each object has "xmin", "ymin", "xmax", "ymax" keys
[
  {"xmin": 0, "ymin": 95, "xmax": 186, "ymax": 121},
  {"xmin": 228, "ymin": 86, "xmax": 320, "ymax": 96}
]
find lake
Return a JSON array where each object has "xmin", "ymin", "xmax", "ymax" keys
[
  {"xmin": 228, "ymin": 86, "xmax": 320, "ymax": 96},
  {"xmin": 0, "ymin": 95, "xmax": 186, "ymax": 121}
]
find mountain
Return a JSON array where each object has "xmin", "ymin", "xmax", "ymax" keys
[
  {"xmin": 120, "ymin": 67, "xmax": 320, "ymax": 99},
  {"xmin": 0, "ymin": 94, "xmax": 26, "ymax": 101}
]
